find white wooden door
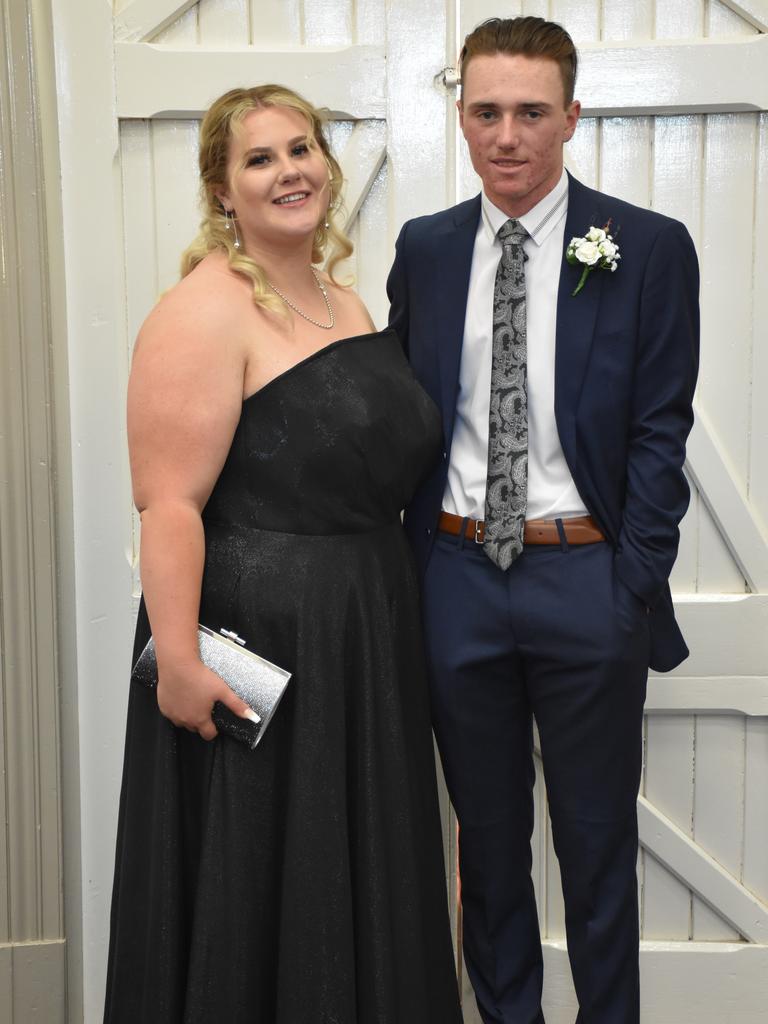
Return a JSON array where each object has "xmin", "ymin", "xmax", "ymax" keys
[
  {"xmin": 453, "ymin": 3, "xmax": 768, "ymax": 1022},
  {"xmin": 51, "ymin": 0, "xmax": 767, "ymax": 1020}
]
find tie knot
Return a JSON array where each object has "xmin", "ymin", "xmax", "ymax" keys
[{"xmin": 497, "ymin": 219, "xmax": 527, "ymax": 247}]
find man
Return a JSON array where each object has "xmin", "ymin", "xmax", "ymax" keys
[{"xmin": 387, "ymin": 16, "xmax": 699, "ymax": 1024}]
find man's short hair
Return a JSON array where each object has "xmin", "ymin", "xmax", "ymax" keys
[{"xmin": 459, "ymin": 16, "xmax": 578, "ymax": 106}]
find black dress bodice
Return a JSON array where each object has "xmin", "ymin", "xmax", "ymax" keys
[{"xmin": 203, "ymin": 329, "xmax": 442, "ymax": 535}]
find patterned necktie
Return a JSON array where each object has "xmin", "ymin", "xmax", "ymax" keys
[{"xmin": 484, "ymin": 218, "xmax": 528, "ymax": 570}]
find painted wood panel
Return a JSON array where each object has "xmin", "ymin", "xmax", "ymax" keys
[
  {"xmin": 151, "ymin": 120, "xmax": 200, "ymax": 293},
  {"xmin": 638, "ymin": 796, "xmax": 768, "ymax": 943},
  {"xmin": 564, "ymin": 116, "xmax": 598, "ymax": 189},
  {"xmin": 304, "ymin": 0, "xmax": 353, "ymax": 45},
  {"xmin": 354, "ymin": 0, "xmax": 385, "ymax": 43},
  {"xmin": 645, "ymin": 677, "xmax": 768, "ymax": 715},
  {"xmin": 533, "ymin": 942, "xmax": 768, "ymax": 1024},
  {"xmin": 692, "ymin": 716, "xmax": 744, "ymax": 940},
  {"xmin": 656, "ymin": 0, "xmax": 705, "ymax": 37},
  {"xmin": 643, "ymin": 716, "xmax": 695, "ymax": 940},
  {"xmin": 0, "ymin": 0, "xmax": 71, "ymax": 1019},
  {"xmin": 155, "ymin": 1, "xmax": 197, "ymax": 42},
  {"xmin": 198, "ymin": 0, "xmax": 247, "ymax": 42},
  {"xmin": 113, "ymin": 0, "xmax": 197, "ymax": 41},
  {"xmin": 549, "ymin": 0, "xmax": 599, "ymax": 41},
  {"xmin": 600, "ymin": 116, "xmax": 652, "ymax": 206},
  {"xmin": 710, "ymin": 0, "xmax": 761, "ymax": 33},
  {"xmin": 602, "ymin": 0, "xmax": 654, "ymax": 40},
  {"xmin": 671, "ymin": 597, "xmax": 768, "ymax": 676},
  {"xmin": 743, "ymin": 718, "xmax": 768, "ymax": 903},
  {"xmin": 651, "ymin": 114, "xmax": 704, "ymax": 595},
  {"xmin": 251, "ymin": 0, "xmax": 302, "ymax": 44},
  {"xmin": 0, "ymin": 0, "xmax": 66, "ymax": 956},
  {"xmin": 354, "ymin": 160, "xmax": 388, "ymax": 327},
  {"xmin": 751, "ymin": 114, "xmax": 768, "ymax": 536},
  {"xmin": 0, "ymin": 941, "xmax": 67, "ymax": 1024},
  {"xmin": 719, "ymin": 0, "xmax": 768, "ymax": 30},
  {"xmin": 699, "ymin": 113, "xmax": 757, "ymax": 485}
]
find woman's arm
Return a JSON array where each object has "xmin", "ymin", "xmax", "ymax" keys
[{"xmin": 128, "ymin": 283, "xmax": 255, "ymax": 739}]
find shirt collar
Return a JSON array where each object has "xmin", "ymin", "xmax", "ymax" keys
[{"xmin": 480, "ymin": 167, "xmax": 569, "ymax": 248}]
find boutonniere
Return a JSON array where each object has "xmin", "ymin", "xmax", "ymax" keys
[{"xmin": 566, "ymin": 222, "xmax": 621, "ymax": 296}]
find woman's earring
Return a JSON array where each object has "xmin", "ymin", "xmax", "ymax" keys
[{"xmin": 225, "ymin": 210, "xmax": 241, "ymax": 249}]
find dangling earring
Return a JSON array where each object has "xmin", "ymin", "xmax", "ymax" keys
[
  {"xmin": 325, "ymin": 174, "xmax": 334, "ymax": 229},
  {"xmin": 224, "ymin": 209, "xmax": 241, "ymax": 249}
]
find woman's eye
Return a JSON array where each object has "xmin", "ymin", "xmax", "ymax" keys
[
  {"xmin": 246, "ymin": 154, "xmax": 268, "ymax": 167},
  {"xmin": 292, "ymin": 143, "xmax": 310, "ymax": 157}
]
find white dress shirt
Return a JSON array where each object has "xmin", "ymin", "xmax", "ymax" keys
[{"xmin": 442, "ymin": 168, "xmax": 588, "ymax": 522}]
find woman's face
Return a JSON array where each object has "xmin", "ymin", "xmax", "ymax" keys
[{"xmin": 217, "ymin": 105, "xmax": 331, "ymax": 252}]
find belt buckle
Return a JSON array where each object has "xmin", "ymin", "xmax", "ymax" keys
[{"xmin": 473, "ymin": 519, "xmax": 483, "ymax": 544}]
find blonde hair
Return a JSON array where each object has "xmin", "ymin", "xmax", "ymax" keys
[{"xmin": 181, "ymin": 85, "xmax": 353, "ymax": 314}]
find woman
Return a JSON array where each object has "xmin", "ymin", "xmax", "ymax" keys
[{"xmin": 103, "ymin": 85, "xmax": 463, "ymax": 1024}]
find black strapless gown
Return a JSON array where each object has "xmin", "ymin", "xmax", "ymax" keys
[{"xmin": 103, "ymin": 330, "xmax": 463, "ymax": 1024}]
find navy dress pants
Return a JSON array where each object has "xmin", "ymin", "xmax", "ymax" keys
[{"xmin": 422, "ymin": 529, "xmax": 649, "ymax": 1024}]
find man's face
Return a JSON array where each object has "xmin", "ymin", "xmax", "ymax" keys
[{"xmin": 459, "ymin": 53, "xmax": 580, "ymax": 217}]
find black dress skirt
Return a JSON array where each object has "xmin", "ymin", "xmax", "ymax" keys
[{"xmin": 103, "ymin": 329, "xmax": 464, "ymax": 1024}]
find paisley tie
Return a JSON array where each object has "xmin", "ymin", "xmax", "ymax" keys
[{"xmin": 484, "ymin": 218, "xmax": 528, "ymax": 570}]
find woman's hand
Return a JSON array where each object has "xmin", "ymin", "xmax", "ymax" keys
[{"xmin": 157, "ymin": 657, "xmax": 257, "ymax": 741}]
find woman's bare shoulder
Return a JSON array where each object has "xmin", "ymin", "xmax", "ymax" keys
[
  {"xmin": 138, "ymin": 254, "xmax": 250, "ymax": 348},
  {"xmin": 128, "ymin": 254, "xmax": 250, "ymax": 463}
]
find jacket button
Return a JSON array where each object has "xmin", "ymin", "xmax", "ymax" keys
[
  {"xmin": 442, "ymin": 450, "xmax": 447, "ymax": 460},
  {"xmin": 425, "ymin": 528, "xmax": 432, "ymax": 536}
]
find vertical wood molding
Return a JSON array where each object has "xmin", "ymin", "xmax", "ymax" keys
[
  {"xmin": 0, "ymin": 0, "xmax": 67, "ymax": 1016},
  {"xmin": 0, "ymin": 941, "xmax": 66, "ymax": 1024},
  {"xmin": 49, "ymin": 0, "xmax": 134, "ymax": 1014}
]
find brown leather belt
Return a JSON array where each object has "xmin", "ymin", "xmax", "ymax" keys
[{"xmin": 437, "ymin": 511, "xmax": 605, "ymax": 546}]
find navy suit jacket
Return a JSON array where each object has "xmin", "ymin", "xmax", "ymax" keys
[{"xmin": 387, "ymin": 174, "xmax": 700, "ymax": 673}]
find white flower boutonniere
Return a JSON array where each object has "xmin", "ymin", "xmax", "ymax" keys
[{"xmin": 566, "ymin": 223, "xmax": 620, "ymax": 296}]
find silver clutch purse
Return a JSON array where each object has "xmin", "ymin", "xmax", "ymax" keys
[{"xmin": 131, "ymin": 624, "xmax": 292, "ymax": 749}]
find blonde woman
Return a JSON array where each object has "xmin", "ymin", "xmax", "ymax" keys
[{"xmin": 103, "ymin": 86, "xmax": 462, "ymax": 1023}]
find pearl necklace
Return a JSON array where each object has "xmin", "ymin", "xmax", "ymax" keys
[{"xmin": 267, "ymin": 268, "xmax": 335, "ymax": 330}]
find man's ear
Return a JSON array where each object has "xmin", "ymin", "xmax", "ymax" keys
[
  {"xmin": 457, "ymin": 99, "xmax": 464, "ymax": 133},
  {"xmin": 564, "ymin": 99, "xmax": 581, "ymax": 142}
]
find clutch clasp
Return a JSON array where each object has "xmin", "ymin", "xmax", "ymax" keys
[{"xmin": 219, "ymin": 628, "xmax": 246, "ymax": 646}]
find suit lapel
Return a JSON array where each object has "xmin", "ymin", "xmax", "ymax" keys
[
  {"xmin": 434, "ymin": 196, "xmax": 481, "ymax": 446},
  {"xmin": 554, "ymin": 174, "xmax": 608, "ymax": 449}
]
